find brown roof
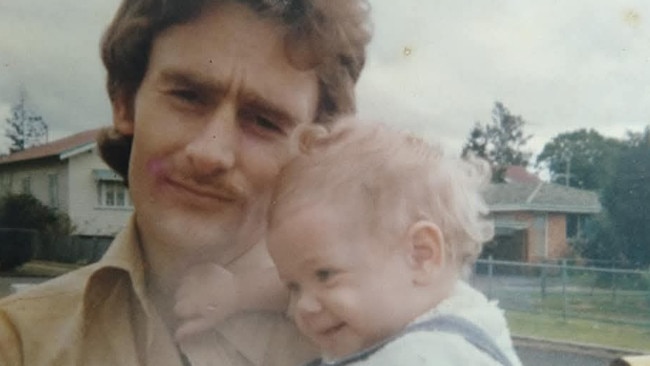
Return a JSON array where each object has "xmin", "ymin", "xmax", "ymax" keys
[
  {"xmin": 484, "ymin": 182, "xmax": 601, "ymax": 214},
  {"xmin": 504, "ymin": 165, "xmax": 541, "ymax": 184},
  {"xmin": 0, "ymin": 128, "xmax": 103, "ymax": 165}
]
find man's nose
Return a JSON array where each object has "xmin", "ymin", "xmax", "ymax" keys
[{"xmin": 185, "ymin": 107, "xmax": 237, "ymax": 174}]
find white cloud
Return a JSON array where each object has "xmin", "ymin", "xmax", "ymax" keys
[
  {"xmin": 359, "ymin": 0, "xmax": 650, "ymax": 155},
  {"xmin": 0, "ymin": 0, "xmax": 649, "ymax": 158},
  {"xmin": 0, "ymin": 0, "xmax": 116, "ymax": 141}
]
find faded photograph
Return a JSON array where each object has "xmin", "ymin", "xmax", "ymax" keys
[{"xmin": 0, "ymin": 1, "xmax": 649, "ymax": 365}]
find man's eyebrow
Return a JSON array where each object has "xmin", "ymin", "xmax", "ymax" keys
[
  {"xmin": 157, "ymin": 69, "xmax": 227, "ymax": 97},
  {"xmin": 239, "ymin": 91, "xmax": 300, "ymax": 128},
  {"xmin": 157, "ymin": 69, "xmax": 301, "ymax": 126}
]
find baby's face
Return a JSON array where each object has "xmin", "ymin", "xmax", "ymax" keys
[{"xmin": 268, "ymin": 202, "xmax": 417, "ymax": 360}]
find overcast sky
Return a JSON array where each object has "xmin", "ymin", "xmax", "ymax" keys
[{"xmin": 1, "ymin": 1, "xmax": 649, "ymax": 161}]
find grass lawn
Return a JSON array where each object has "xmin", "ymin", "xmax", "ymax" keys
[
  {"xmin": 507, "ymin": 310, "xmax": 650, "ymax": 352},
  {"xmin": 2, "ymin": 261, "xmax": 80, "ymax": 278}
]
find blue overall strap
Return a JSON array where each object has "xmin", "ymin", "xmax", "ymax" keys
[
  {"xmin": 303, "ymin": 314, "xmax": 513, "ymax": 366},
  {"xmin": 407, "ymin": 314, "xmax": 514, "ymax": 366}
]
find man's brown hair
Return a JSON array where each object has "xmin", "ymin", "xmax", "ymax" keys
[{"xmin": 97, "ymin": 0, "xmax": 372, "ymax": 183}]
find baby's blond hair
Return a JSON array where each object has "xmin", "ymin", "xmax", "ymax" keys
[{"xmin": 269, "ymin": 119, "xmax": 494, "ymax": 271}]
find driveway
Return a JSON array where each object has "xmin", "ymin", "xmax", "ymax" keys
[{"xmin": 0, "ymin": 276, "xmax": 49, "ymax": 298}]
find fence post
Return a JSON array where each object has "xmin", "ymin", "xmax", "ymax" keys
[
  {"xmin": 487, "ymin": 255, "xmax": 494, "ymax": 299},
  {"xmin": 647, "ymin": 270, "xmax": 650, "ymax": 312},
  {"xmin": 611, "ymin": 268, "xmax": 617, "ymax": 304},
  {"xmin": 540, "ymin": 260, "xmax": 547, "ymax": 299},
  {"xmin": 562, "ymin": 259, "xmax": 568, "ymax": 321}
]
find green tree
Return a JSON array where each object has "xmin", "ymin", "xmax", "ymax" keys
[
  {"xmin": 5, "ymin": 92, "xmax": 48, "ymax": 153},
  {"xmin": 462, "ymin": 123, "xmax": 488, "ymax": 160},
  {"xmin": 462, "ymin": 102, "xmax": 532, "ymax": 182},
  {"xmin": 624, "ymin": 126, "xmax": 650, "ymax": 148},
  {"xmin": 0, "ymin": 194, "xmax": 73, "ymax": 270},
  {"xmin": 579, "ymin": 213, "xmax": 622, "ymax": 262},
  {"xmin": 536, "ymin": 129, "xmax": 624, "ymax": 190},
  {"xmin": 601, "ymin": 127, "xmax": 650, "ymax": 267}
]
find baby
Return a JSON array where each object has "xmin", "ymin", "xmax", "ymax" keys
[{"xmin": 175, "ymin": 120, "xmax": 522, "ymax": 365}]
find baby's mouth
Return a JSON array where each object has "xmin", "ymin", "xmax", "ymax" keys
[{"xmin": 317, "ymin": 322, "xmax": 345, "ymax": 337}]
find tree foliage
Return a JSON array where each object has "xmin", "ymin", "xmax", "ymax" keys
[
  {"xmin": 5, "ymin": 92, "xmax": 48, "ymax": 153},
  {"xmin": 0, "ymin": 194, "xmax": 73, "ymax": 270},
  {"xmin": 624, "ymin": 126, "xmax": 650, "ymax": 148},
  {"xmin": 601, "ymin": 129, "xmax": 650, "ymax": 267},
  {"xmin": 536, "ymin": 129, "xmax": 624, "ymax": 190},
  {"xmin": 555, "ymin": 126, "xmax": 650, "ymax": 268},
  {"xmin": 578, "ymin": 213, "xmax": 621, "ymax": 262},
  {"xmin": 462, "ymin": 102, "xmax": 532, "ymax": 182}
]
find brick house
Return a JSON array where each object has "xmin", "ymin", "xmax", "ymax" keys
[
  {"xmin": 0, "ymin": 128, "xmax": 132, "ymax": 239},
  {"xmin": 482, "ymin": 182, "xmax": 601, "ymax": 262}
]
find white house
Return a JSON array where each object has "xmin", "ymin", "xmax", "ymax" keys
[{"xmin": 0, "ymin": 128, "xmax": 132, "ymax": 237}]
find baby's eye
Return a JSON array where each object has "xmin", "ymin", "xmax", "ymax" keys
[{"xmin": 315, "ymin": 269, "xmax": 333, "ymax": 283}]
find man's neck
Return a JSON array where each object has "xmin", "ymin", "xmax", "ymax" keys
[
  {"xmin": 140, "ymin": 235, "xmax": 191, "ymax": 332},
  {"xmin": 136, "ymin": 224, "xmax": 269, "ymax": 332}
]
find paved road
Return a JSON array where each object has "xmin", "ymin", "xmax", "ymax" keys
[
  {"xmin": 514, "ymin": 337, "xmax": 636, "ymax": 366},
  {"xmin": 516, "ymin": 344, "xmax": 614, "ymax": 365}
]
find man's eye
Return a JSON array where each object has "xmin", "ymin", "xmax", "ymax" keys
[
  {"xmin": 254, "ymin": 115, "xmax": 282, "ymax": 133},
  {"xmin": 170, "ymin": 89, "xmax": 201, "ymax": 103}
]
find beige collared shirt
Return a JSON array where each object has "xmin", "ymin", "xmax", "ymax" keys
[{"xmin": 0, "ymin": 216, "xmax": 315, "ymax": 366}]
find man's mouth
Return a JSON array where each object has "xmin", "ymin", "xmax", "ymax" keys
[
  {"xmin": 159, "ymin": 175, "xmax": 245, "ymax": 208},
  {"xmin": 146, "ymin": 158, "xmax": 246, "ymax": 208},
  {"xmin": 166, "ymin": 176, "xmax": 240, "ymax": 201}
]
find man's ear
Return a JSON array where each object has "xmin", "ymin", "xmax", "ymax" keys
[
  {"xmin": 111, "ymin": 93, "xmax": 135, "ymax": 136},
  {"xmin": 405, "ymin": 220, "xmax": 445, "ymax": 286}
]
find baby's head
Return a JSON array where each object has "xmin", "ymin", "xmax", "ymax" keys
[{"xmin": 267, "ymin": 119, "xmax": 493, "ymax": 360}]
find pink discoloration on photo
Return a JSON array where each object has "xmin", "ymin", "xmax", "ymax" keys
[{"xmin": 146, "ymin": 158, "xmax": 166, "ymax": 180}]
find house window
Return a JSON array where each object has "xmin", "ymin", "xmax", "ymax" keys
[
  {"xmin": 0, "ymin": 174, "xmax": 10, "ymax": 196},
  {"xmin": 21, "ymin": 177, "xmax": 31, "ymax": 194},
  {"xmin": 93, "ymin": 169, "xmax": 131, "ymax": 209},
  {"xmin": 566, "ymin": 214, "xmax": 588, "ymax": 239},
  {"xmin": 48, "ymin": 174, "xmax": 59, "ymax": 207},
  {"xmin": 97, "ymin": 181, "xmax": 132, "ymax": 208}
]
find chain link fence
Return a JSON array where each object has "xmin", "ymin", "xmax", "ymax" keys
[{"xmin": 470, "ymin": 257, "xmax": 650, "ymax": 328}]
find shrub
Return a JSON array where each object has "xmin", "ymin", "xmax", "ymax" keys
[
  {"xmin": 0, "ymin": 229, "xmax": 37, "ymax": 271},
  {"xmin": 0, "ymin": 194, "xmax": 73, "ymax": 270}
]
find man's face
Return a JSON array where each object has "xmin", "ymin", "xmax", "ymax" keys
[
  {"xmin": 112, "ymin": 2, "xmax": 318, "ymax": 263},
  {"xmin": 268, "ymin": 202, "xmax": 417, "ymax": 360}
]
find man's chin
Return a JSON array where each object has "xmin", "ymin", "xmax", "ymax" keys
[{"xmin": 136, "ymin": 211, "xmax": 241, "ymax": 255}]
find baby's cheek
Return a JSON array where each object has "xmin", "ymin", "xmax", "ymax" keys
[
  {"xmin": 286, "ymin": 297, "xmax": 297, "ymax": 319},
  {"xmin": 292, "ymin": 311, "xmax": 312, "ymax": 337}
]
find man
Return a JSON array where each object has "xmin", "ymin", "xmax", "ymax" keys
[{"xmin": 0, "ymin": 1, "xmax": 371, "ymax": 365}]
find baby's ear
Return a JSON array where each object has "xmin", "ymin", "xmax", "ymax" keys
[{"xmin": 405, "ymin": 221, "xmax": 445, "ymax": 286}]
